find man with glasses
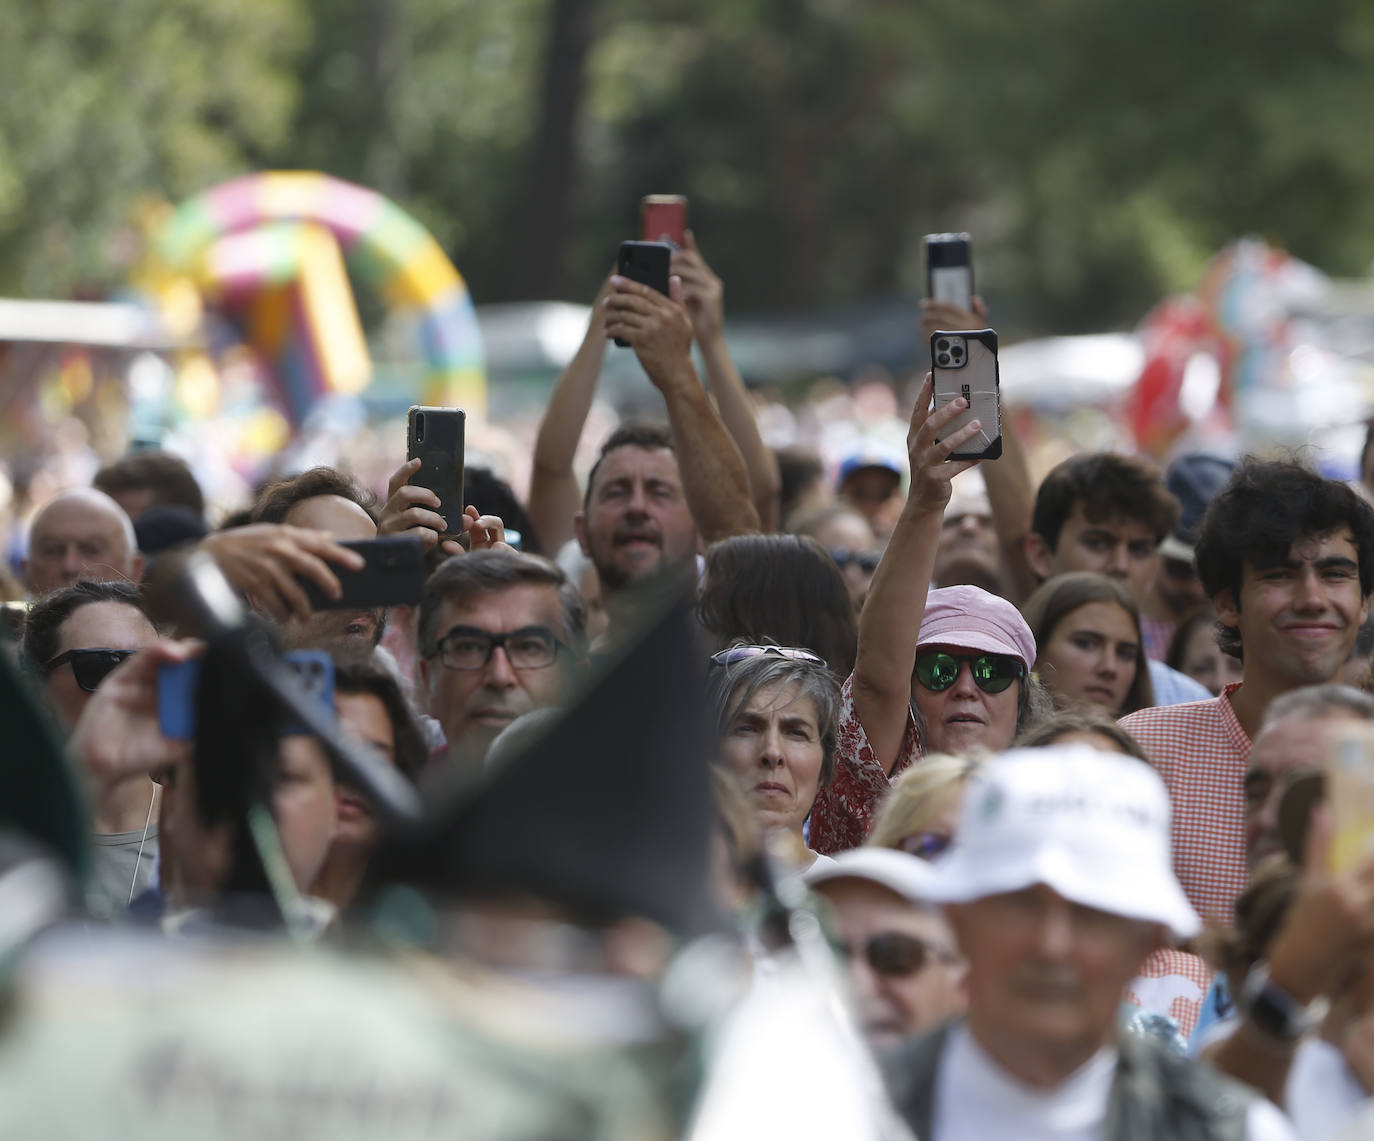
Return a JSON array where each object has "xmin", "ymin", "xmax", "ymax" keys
[
  {"xmin": 417, "ymin": 549, "xmax": 587, "ymax": 767},
  {"xmin": 806, "ymin": 847, "xmax": 965, "ymax": 1050},
  {"xmin": 21, "ymin": 579, "xmax": 161, "ymax": 916}
]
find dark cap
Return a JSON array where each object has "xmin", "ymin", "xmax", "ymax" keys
[{"xmin": 1160, "ymin": 453, "xmax": 1236, "ymax": 563}]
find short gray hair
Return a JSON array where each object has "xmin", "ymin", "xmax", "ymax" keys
[
  {"xmin": 1262, "ymin": 683, "xmax": 1374, "ymax": 732},
  {"xmin": 708, "ymin": 650, "xmax": 841, "ymax": 789}
]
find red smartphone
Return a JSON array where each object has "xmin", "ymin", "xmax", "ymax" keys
[{"xmin": 641, "ymin": 195, "xmax": 688, "ymax": 248}]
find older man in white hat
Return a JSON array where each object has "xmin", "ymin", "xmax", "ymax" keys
[{"xmin": 881, "ymin": 745, "xmax": 1298, "ymax": 1141}]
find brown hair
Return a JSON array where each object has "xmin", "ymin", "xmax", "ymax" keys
[
  {"xmin": 699, "ymin": 533, "xmax": 857, "ymax": 677},
  {"xmin": 1020, "ymin": 572, "xmax": 1155, "ymax": 715},
  {"xmin": 1031, "ymin": 452, "xmax": 1179, "ymax": 551}
]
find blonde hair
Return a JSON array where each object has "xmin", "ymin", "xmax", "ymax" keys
[{"xmin": 868, "ymin": 752, "xmax": 985, "ymax": 850}]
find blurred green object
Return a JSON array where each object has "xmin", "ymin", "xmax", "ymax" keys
[{"xmin": 0, "ymin": 648, "xmax": 89, "ymax": 889}]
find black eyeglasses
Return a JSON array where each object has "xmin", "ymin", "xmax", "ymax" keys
[
  {"xmin": 41, "ymin": 647, "xmax": 136, "ymax": 692},
  {"xmin": 709, "ymin": 645, "xmax": 827, "ymax": 669},
  {"xmin": 430, "ymin": 625, "xmax": 564, "ymax": 671},
  {"xmin": 895, "ymin": 832, "xmax": 954, "ymax": 861},
  {"xmin": 829, "ymin": 548, "xmax": 882, "ymax": 574},
  {"xmin": 837, "ymin": 932, "xmax": 958, "ymax": 978},
  {"xmin": 914, "ymin": 650, "xmax": 1024, "ymax": 695}
]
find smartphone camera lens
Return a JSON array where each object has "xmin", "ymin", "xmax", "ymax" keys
[
  {"xmin": 415, "ymin": 413, "xmax": 426, "ymax": 443},
  {"xmin": 936, "ymin": 339, "xmax": 950, "ymax": 352},
  {"xmin": 937, "ymin": 353, "xmax": 951, "ymax": 366}
]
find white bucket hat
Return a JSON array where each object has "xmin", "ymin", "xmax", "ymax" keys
[
  {"xmin": 803, "ymin": 847, "xmax": 940, "ymax": 904},
  {"xmin": 924, "ymin": 745, "xmax": 1200, "ymax": 939}
]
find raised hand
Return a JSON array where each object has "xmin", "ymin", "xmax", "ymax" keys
[
  {"xmin": 201, "ymin": 524, "xmax": 365, "ymax": 622},
  {"xmin": 603, "ymin": 274, "xmax": 695, "ymax": 386}
]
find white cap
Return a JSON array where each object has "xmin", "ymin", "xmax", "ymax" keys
[
  {"xmin": 924, "ymin": 745, "xmax": 1200, "ymax": 939},
  {"xmin": 803, "ymin": 847, "xmax": 940, "ymax": 904}
]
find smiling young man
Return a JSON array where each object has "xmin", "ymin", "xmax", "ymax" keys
[{"xmin": 1120, "ymin": 458, "xmax": 1374, "ymax": 928}]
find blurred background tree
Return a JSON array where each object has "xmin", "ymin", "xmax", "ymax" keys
[{"xmin": 4, "ymin": 0, "xmax": 1374, "ymax": 332}]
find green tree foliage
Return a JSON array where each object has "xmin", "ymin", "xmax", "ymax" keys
[
  {"xmin": 7, "ymin": 0, "xmax": 1374, "ymax": 333},
  {"xmin": 0, "ymin": 0, "xmax": 307, "ymax": 296}
]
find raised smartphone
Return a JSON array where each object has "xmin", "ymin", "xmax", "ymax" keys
[
  {"xmin": 614, "ymin": 240, "xmax": 673, "ymax": 348},
  {"xmin": 924, "ymin": 233, "xmax": 974, "ymax": 312},
  {"xmin": 158, "ymin": 650, "xmax": 335, "ymax": 741},
  {"xmin": 299, "ymin": 536, "xmax": 426, "ymax": 612},
  {"xmin": 931, "ymin": 328, "xmax": 1002, "ymax": 461},
  {"xmin": 641, "ymin": 195, "xmax": 688, "ymax": 248},
  {"xmin": 406, "ymin": 406, "xmax": 465, "ymax": 535}
]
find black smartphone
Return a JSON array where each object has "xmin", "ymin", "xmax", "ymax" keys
[
  {"xmin": 924, "ymin": 233, "xmax": 974, "ymax": 313},
  {"xmin": 407, "ymin": 406, "xmax": 465, "ymax": 534},
  {"xmin": 300, "ymin": 536, "xmax": 426, "ymax": 611},
  {"xmin": 615, "ymin": 240, "xmax": 673, "ymax": 347},
  {"xmin": 931, "ymin": 328, "xmax": 1002, "ymax": 461}
]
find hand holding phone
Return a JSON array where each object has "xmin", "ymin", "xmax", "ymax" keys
[
  {"xmin": 931, "ymin": 329, "xmax": 1002, "ymax": 461},
  {"xmin": 405, "ymin": 406, "xmax": 465, "ymax": 536},
  {"xmin": 297, "ymin": 536, "xmax": 426, "ymax": 612},
  {"xmin": 612, "ymin": 241, "xmax": 673, "ymax": 348}
]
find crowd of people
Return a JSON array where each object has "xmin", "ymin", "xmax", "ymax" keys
[{"xmin": 4, "ymin": 235, "xmax": 1374, "ymax": 1139}]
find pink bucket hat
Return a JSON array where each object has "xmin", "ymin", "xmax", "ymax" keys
[{"xmin": 916, "ymin": 585, "xmax": 1036, "ymax": 670}]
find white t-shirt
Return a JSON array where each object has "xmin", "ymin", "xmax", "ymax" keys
[
  {"xmin": 931, "ymin": 1024, "xmax": 1299, "ymax": 1141},
  {"xmin": 1285, "ymin": 1037, "xmax": 1370, "ymax": 1141}
]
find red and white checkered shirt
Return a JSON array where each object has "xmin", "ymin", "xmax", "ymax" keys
[
  {"xmin": 808, "ymin": 673, "xmax": 923, "ymax": 855},
  {"xmin": 1119, "ymin": 683, "xmax": 1251, "ymax": 928}
]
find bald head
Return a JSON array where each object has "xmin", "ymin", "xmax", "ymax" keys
[{"xmin": 24, "ymin": 489, "xmax": 142, "ymax": 597}]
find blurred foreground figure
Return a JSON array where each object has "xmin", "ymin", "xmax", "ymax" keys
[
  {"xmin": 882, "ymin": 746, "xmax": 1297, "ymax": 1141},
  {"xmin": 0, "ymin": 577, "xmax": 905, "ymax": 1139}
]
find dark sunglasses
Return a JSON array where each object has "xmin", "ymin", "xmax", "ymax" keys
[
  {"xmin": 41, "ymin": 647, "xmax": 136, "ymax": 692},
  {"xmin": 914, "ymin": 650, "xmax": 1024, "ymax": 695},
  {"xmin": 838, "ymin": 932, "xmax": 956, "ymax": 978},
  {"xmin": 895, "ymin": 832, "xmax": 953, "ymax": 861},
  {"xmin": 829, "ymin": 547, "xmax": 882, "ymax": 574},
  {"xmin": 710, "ymin": 645, "xmax": 828, "ymax": 669}
]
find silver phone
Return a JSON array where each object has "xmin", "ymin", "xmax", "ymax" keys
[{"xmin": 931, "ymin": 328, "xmax": 1001, "ymax": 461}]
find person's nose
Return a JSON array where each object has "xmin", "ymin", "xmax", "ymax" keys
[
  {"xmin": 1103, "ymin": 542, "xmax": 1131, "ymax": 579},
  {"xmin": 1095, "ymin": 647, "xmax": 1120, "ymax": 678},
  {"xmin": 482, "ymin": 644, "xmax": 519, "ymax": 688},
  {"xmin": 1292, "ymin": 567, "xmax": 1327, "ymax": 612},
  {"xmin": 1031, "ymin": 896, "xmax": 1075, "ymax": 960},
  {"xmin": 759, "ymin": 722, "xmax": 786, "ymax": 768},
  {"xmin": 60, "ymin": 546, "xmax": 84, "ymax": 578},
  {"xmin": 947, "ymin": 661, "xmax": 981, "ymax": 699}
]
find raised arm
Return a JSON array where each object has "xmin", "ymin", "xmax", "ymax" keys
[
  {"xmin": 604, "ymin": 274, "xmax": 760, "ymax": 542},
  {"xmin": 921, "ymin": 297, "xmax": 1038, "ymax": 603},
  {"xmin": 852, "ymin": 376, "xmax": 981, "ymax": 773},
  {"xmin": 528, "ymin": 274, "xmax": 615, "ymax": 553},
  {"xmin": 673, "ymin": 232, "xmax": 782, "ymax": 531}
]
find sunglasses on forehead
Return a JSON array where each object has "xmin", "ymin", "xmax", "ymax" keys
[
  {"xmin": 914, "ymin": 650, "xmax": 1024, "ymax": 695},
  {"xmin": 41, "ymin": 647, "xmax": 136, "ymax": 692},
  {"xmin": 709, "ymin": 645, "xmax": 828, "ymax": 669},
  {"xmin": 836, "ymin": 932, "xmax": 958, "ymax": 978}
]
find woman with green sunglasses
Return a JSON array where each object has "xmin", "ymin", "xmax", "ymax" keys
[{"xmin": 809, "ymin": 376, "xmax": 1045, "ymax": 855}]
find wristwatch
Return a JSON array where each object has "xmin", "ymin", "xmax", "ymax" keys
[{"xmin": 1237, "ymin": 963, "xmax": 1328, "ymax": 1044}]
